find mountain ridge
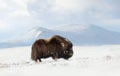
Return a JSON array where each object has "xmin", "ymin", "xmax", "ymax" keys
[{"xmin": 0, "ymin": 24, "xmax": 120, "ymax": 48}]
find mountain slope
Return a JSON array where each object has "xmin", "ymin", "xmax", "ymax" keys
[
  {"xmin": 1, "ymin": 24, "xmax": 120, "ymax": 48},
  {"xmin": 51, "ymin": 24, "xmax": 120, "ymax": 45},
  {"xmin": 0, "ymin": 27, "xmax": 65, "ymax": 48}
]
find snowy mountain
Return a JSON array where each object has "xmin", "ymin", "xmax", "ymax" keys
[
  {"xmin": 52, "ymin": 24, "xmax": 120, "ymax": 45},
  {"xmin": 0, "ymin": 27, "xmax": 65, "ymax": 48},
  {"xmin": 1, "ymin": 24, "xmax": 120, "ymax": 48}
]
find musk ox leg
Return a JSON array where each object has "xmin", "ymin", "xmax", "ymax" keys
[
  {"xmin": 52, "ymin": 57, "xmax": 58, "ymax": 61},
  {"xmin": 53, "ymin": 58, "xmax": 58, "ymax": 61},
  {"xmin": 35, "ymin": 59, "xmax": 42, "ymax": 63},
  {"xmin": 52, "ymin": 53, "xmax": 58, "ymax": 61},
  {"xmin": 38, "ymin": 58, "xmax": 42, "ymax": 62},
  {"xmin": 34, "ymin": 57, "xmax": 42, "ymax": 63},
  {"xmin": 64, "ymin": 58, "xmax": 69, "ymax": 60},
  {"xmin": 35, "ymin": 57, "xmax": 42, "ymax": 62},
  {"xmin": 34, "ymin": 57, "xmax": 38, "ymax": 62}
]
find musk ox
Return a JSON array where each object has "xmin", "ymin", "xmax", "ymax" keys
[{"xmin": 31, "ymin": 35, "xmax": 73, "ymax": 62}]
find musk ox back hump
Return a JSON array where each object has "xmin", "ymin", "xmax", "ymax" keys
[{"xmin": 31, "ymin": 35, "xmax": 73, "ymax": 62}]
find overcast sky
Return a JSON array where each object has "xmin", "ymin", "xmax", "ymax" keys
[{"xmin": 0, "ymin": 0, "xmax": 120, "ymax": 41}]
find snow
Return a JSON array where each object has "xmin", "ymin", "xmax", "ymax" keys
[{"xmin": 0, "ymin": 45, "xmax": 120, "ymax": 76}]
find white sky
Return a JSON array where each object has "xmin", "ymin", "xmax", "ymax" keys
[{"xmin": 0, "ymin": 0, "xmax": 120, "ymax": 41}]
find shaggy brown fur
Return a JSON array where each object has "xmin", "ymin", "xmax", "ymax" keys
[{"xmin": 31, "ymin": 35, "xmax": 73, "ymax": 62}]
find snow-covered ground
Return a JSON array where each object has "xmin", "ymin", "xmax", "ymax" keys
[{"xmin": 0, "ymin": 45, "xmax": 120, "ymax": 76}]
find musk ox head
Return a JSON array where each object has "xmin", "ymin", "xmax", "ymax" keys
[
  {"xmin": 51, "ymin": 35, "xmax": 73, "ymax": 59},
  {"xmin": 31, "ymin": 35, "xmax": 73, "ymax": 62}
]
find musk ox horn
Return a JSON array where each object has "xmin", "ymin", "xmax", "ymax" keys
[{"xmin": 61, "ymin": 43, "xmax": 65, "ymax": 47}]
